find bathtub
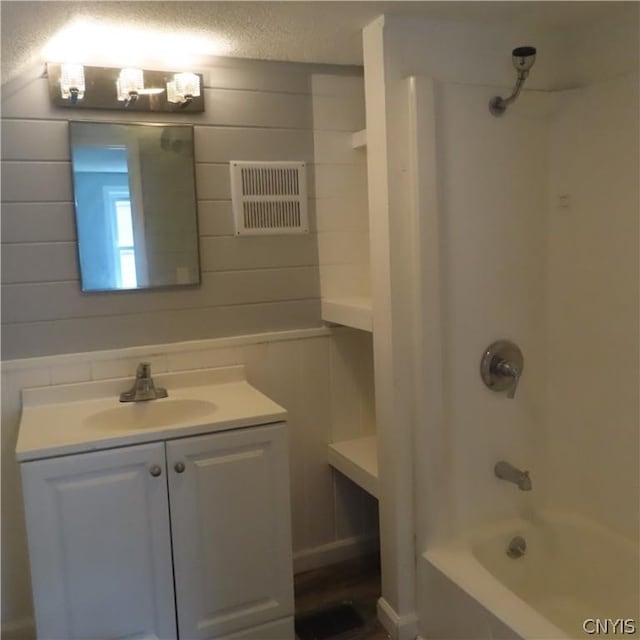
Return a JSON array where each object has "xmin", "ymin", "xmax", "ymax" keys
[{"xmin": 419, "ymin": 512, "xmax": 639, "ymax": 639}]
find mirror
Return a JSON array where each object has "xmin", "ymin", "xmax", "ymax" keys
[{"xmin": 69, "ymin": 121, "xmax": 200, "ymax": 292}]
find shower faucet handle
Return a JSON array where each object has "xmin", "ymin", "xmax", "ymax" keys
[
  {"xmin": 493, "ymin": 358, "xmax": 521, "ymax": 399},
  {"xmin": 506, "ymin": 366, "xmax": 521, "ymax": 399},
  {"xmin": 480, "ymin": 340, "xmax": 524, "ymax": 399}
]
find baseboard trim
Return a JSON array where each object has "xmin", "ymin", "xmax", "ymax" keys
[
  {"xmin": 293, "ymin": 534, "xmax": 379, "ymax": 574},
  {"xmin": 1, "ymin": 617, "xmax": 35, "ymax": 640},
  {"xmin": 377, "ymin": 597, "xmax": 418, "ymax": 640}
]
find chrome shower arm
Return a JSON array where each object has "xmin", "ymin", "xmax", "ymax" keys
[
  {"xmin": 489, "ymin": 46, "xmax": 536, "ymax": 117},
  {"xmin": 494, "ymin": 71, "xmax": 528, "ymax": 111}
]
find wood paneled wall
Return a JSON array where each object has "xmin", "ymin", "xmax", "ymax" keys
[
  {"xmin": 312, "ymin": 75, "xmax": 370, "ymax": 301},
  {"xmin": 1, "ymin": 60, "xmax": 363, "ymax": 359},
  {"xmin": 1, "ymin": 59, "xmax": 377, "ymax": 636},
  {"xmin": 1, "ymin": 328, "xmax": 379, "ymax": 634}
]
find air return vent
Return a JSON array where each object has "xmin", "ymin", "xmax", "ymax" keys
[{"xmin": 230, "ymin": 161, "xmax": 309, "ymax": 236}]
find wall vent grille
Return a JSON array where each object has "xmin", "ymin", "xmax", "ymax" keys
[{"xmin": 230, "ymin": 161, "xmax": 309, "ymax": 236}]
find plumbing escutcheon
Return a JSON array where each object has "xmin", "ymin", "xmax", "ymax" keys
[{"xmin": 480, "ymin": 340, "xmax": 524, "ymax": 395}]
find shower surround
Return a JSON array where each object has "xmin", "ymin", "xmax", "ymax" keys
[{"xmin": 363, "ymin": 10, "xmax": 639, "ymax": 639}]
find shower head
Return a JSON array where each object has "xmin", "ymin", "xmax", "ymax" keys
[
  {"xmin": 511, "ymin": 46, "xmax": 537, "ymax": 75},
  {"xmin": 489, "ymin": 45, "xmax": 537, "ymax": 117}
]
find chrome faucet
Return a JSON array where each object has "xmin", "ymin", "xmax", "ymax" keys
[
  {"xmin": 119, "ymin": 362, "xmax": 168, "ymax": 402},
  {"xmin": 480, "ymin": 340, "xmax": 524, "ymax": 399},
  {"xmin": 494, "ymin": 460, "xmax": 532, "ymax": 491}
]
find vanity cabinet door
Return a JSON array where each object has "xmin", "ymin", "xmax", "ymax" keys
[
  {"xmin": 167, "ymin": 423, "xmax": 294, "ymax": 639},
  {"xmin": 21, "ymin": 442, "xmax": 177, "ymax": 640}
]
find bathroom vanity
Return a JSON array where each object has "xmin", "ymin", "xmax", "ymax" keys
[{"xmin": 16, "ymin": 366, "xmax": 294, "ymax": 640}]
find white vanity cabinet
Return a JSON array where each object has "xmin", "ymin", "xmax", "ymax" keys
[
  {"xmin": 21, "ymin": 441, "xmax": 176, "ymax": 640},
  {"xmin": 167, "ymin": 424, "xmax": 294, "ymax": 639},
  {"xmin": 20, "ymin": 422, "xmax": 294, "ymax": 640}
]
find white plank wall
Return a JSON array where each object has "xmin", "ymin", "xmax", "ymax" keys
[
  {"xmin": 1, "ymin": 60, "xmax": 364, "ymax": 360},
  {"xmin": 311, "ymin": 75, "xmax": 371, "ymax": 301},
  {"xmin": 1, "ymin": 329, "xmax": 379, "ymax": 637},
  {"xmin": 1, "ymin": 59, "xmax": 378, "ymax": 638}
]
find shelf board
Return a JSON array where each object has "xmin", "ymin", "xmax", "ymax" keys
[
  {"xmin": 321, "ymin": 297, "xmax": 372, "ymax": 332},
  {"xmin": 351, "ymin": 129, "xmax": 367, "ymax": 149},
  {"xmin": 328, "ymin": 435, "xmax": 378, "ymax": 499}
]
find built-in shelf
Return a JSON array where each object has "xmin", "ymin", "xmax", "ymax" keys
[
  {"xmin": 328, "ymin": 435, "xmax": 378, "ymax": 498},
  {"xmin": 351, "ymin": 129, "xmax": 367, "ymax": 150},
  {"xmin": 321, "ymin": 297, "xmax": 372, "ymax": 332}
]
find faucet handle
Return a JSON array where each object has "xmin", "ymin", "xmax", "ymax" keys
[
  {"xmin": 136, "ymin": 362, "xmax": 151, "ymax": 378},
  {"xmin": 480, "ymin": 340, "xmax": 524, "ymax": 400},
  {"xmin": 493, "ymin": 359, "xmax": 521, "ymax": 399},
  {"xmin": 506, "ymin": 365, "xmax": 521, "ymax": 399}
]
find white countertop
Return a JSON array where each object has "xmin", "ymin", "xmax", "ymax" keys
[{"xmin": 16, "ymin": 366, "xmax": 287, "ymax": 462}]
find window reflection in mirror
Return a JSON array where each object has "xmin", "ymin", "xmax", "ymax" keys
[{"xmin": 70, "ymin": 122, "xmax": 200, "ymax": 292}]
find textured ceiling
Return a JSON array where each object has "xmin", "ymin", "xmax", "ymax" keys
[{"xmin": 1, "ymin": 1, "xmax": 631, "ymax": 83}]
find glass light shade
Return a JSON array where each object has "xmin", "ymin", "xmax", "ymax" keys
[
  {"xmin": 175, "ymin": 72, "xmax": 200, "ymax": 97},
  {"xmin": 60, "ymin": 63, "xmax": 85, "ymax": 101},
  {"xmin": 116, "ymin": 68, "xmax": 144, "ymax": 101},
  {"xmin": 167, "ymin": 72, "xmax": 200, "ymax": 103}
]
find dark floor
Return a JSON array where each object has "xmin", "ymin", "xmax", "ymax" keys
[{"xmin": 294, "ymin": 554, "xmax": 389, "ymax": 640}]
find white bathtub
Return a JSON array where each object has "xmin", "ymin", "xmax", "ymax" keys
[{"xmin": 419, "ymin": 512, "xmax": 639, "ymax": 639}]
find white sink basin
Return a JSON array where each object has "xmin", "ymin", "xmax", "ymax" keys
[
  {"xmin": 84, "ymin": 398, "xmax": 217, "ymax": 431},
  {"xmin": 16, "ymin": 366, "xmax": 288, "ymax": 461}
]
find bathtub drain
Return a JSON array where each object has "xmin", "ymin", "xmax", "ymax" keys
[{"xmin": 507, "ymin": 536, "xmax": 527, "ymax": 558}]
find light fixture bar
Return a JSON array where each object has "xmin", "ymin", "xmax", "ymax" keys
[{"xmin": 46, "ymin": 63, "xmax": 205, "ymax": 112}]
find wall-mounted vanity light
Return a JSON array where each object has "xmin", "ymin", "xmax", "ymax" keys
[
  {"xmin": 167, "ymin": 72, "xmax": 200, "ymax": 106},
  {"xmin": 47, "ymin": 63, "xmax": 204, "ymax": 112},
  {"xmin": 116, "ymin": 67, "xmax": 144, "ymax": 105},
  {"xmin": 60, "ymin": 63, "xmax": 86, "ymax": 104},
  {"xmin": 116, "ymin": 68, "xmax": 166, "ymax": 107}
]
